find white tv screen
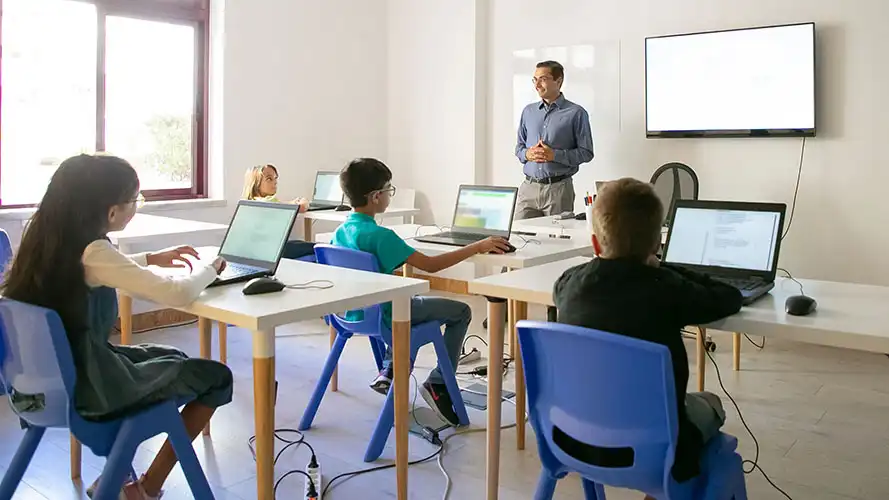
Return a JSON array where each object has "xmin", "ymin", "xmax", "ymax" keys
[{"xmin": 645, "ymin": 23, "xmax": 815, "ymax": 138}]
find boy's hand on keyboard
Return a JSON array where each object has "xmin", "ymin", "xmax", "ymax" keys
[
  {"xmin": 212, "ymin": 257, "xmax": 227, "ymax": 274},
  {"xmin": 473, "ymin": 237, "xmax": 511, "ymax": 255}
]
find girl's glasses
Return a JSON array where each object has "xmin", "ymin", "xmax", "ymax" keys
[{"xmin": 132, "ymin": 192, "xmax": 145, "ymax": 209}]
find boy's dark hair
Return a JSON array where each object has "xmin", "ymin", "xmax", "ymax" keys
[
  {"xmin": 340, "ymin": 158, "xmax": 392, "ymax": 207},
  {"xmin": 592, "ymin": 178, "xmax": 664, "ymax": 261},
  {"xmin": 536, "ymin": 60, "xmax": 564, "ymax": 81}
]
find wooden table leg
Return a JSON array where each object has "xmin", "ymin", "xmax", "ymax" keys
[
  {"xmin": 507, "ymin": 300, "xmax": 516, "ymax": 360},
  {"xmin": 733, "ymin": 332, "xmax": 741, "ymax": 371},
  {"xmin": 402, "ymin": 264, "xmax": 412, "ymax": 278},
  {"xmin": 70, "ymin": 434, "xmax": 81, "ymax": 481},
  {"xmin": 303, "ymin": 217, "xmax": 313, "ymax": 243},
  {"xmin": 252, "ymin": 328, "xmax": 276, "ymax": 500},
  {"xmin": 218, "ymin": 322, "xmax": 228, "ymax": 365},
  {"xmin": 392, "ymin": 297, "xmax": 412, "ymax": 500},
  {"xmin": 514, "ymin": 301, "xmax": 528, "ymax": 451},
  {"xmin": 486, "ymin": 298, "xmax": 507, "ymax": 500},
  {"xmin": 329, "ymin": 324, "xmax": 338, "ymax": 392},
  {"xmin": 198, "ymin": 317, "xmax": 212, "ymax": 436},
  {"xmin": 118, "ymin": 293, "xmax": 133, "ymax": 346},
  {"xmin": 697, "ymin": 327, "xmax": 706, "ymax": 392}
]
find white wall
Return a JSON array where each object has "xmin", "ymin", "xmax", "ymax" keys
[
  {"xmin": 386, "ymin": 0, "xmax": 487, "ymax": 226},
  {"xmin": 489, "ymin": 0, "xmax": 889, "ymax": 285}
]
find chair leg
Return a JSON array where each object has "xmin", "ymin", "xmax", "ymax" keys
[
  {"xmin": 93, "ymin": 428, "xmax": 139, "ymax": 500},
  {"xmin": 165, "ymin": 410, "xmax": 214, "ymax": 499},
  {"xmin": 70, "ymin": 433, "xmax": 82, "ymax": 481},
  {"xmin": 430, "ymin": 336, "xmax": 469, "ymax": 426},
  {"xmin": 364, "ymin": 386, "xmax": 396, "ymax": 462},
  {"xmin": 329, "ymin": 325, "xmax": 338, "ymax": 392},
  {"xmin": 298, "ymin": 333, "xmax": 350, "ymax": 431},
  {"xmin": 0, "ymin": 426, "xmax": 45, "ymax": 500},
  {"xmin": 369, "ymin": 336, "xmax": 385, "ymax": 372},
  {"xmin": 533, "ymin": 470, "xmax": 558, "ymax": 500},
  {"xmin": 581, "ymin": 478, "xmax": 606, "ymax": 499}
]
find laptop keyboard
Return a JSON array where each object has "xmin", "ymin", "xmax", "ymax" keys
[
  {"xmin": 431, "ymin": 232, "xmax": 487, "ymax": 243},
  {"xmin": 713, "ymin": 277, "xmax": 764, "ymax": 291},
  {"xmin": 219, "ymin": 262, "xmax": 260, "ymax": 279}
]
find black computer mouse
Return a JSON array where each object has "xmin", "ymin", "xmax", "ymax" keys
[
  {"xmin": 489, "ymin": 242, "xmax": 517, "ymax": 254},
  {"xmin": 575, "ymin": 212, "xmax": 586, "ymax": 220},
  {"xmin": 785, "ymin": 294, "xmax": 817, "ymax": 316},
  {"xmin": 242, "ymin": 277, "xmax": 286, "ymax": 295}
]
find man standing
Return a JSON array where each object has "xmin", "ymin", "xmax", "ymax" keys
[{"xmin": 515, "ymin": 60, "xmax": 594, "ymax": 218}]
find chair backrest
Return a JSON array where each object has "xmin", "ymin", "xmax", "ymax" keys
[
  {"xmin": 0, "ymin": 299, "xmax": 75, "ymax": 428},
  {"xmin": 0, "ymin": 228, "xmax": 12, "ymax": 274},
  {"xmin": 649, "ymin": 163, "xmax": 699, "ymax": 226},
  {"xmin": 517, "ymin": 320, "xmax": 679, "ymax": 493},
  {"xmin": 313, "ymin": 244, "xmax": 384, "ymax": 333}
]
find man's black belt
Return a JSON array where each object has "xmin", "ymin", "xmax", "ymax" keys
[{"xmin": 525, "ymin": 174, "xmax": 570, "ymax": 185}]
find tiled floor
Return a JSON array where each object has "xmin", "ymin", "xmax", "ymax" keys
[{"xmin": 2, "ymin": 294, "xmax": 889, "ymax": 499}]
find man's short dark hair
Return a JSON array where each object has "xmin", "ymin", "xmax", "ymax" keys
[
  {"xmin": 340, "ymin": 158, "xmax": 392, "ymax": 207},
  {"xmin": 536, "ymin": 60, "xmax": 564, "ymax": 81}
]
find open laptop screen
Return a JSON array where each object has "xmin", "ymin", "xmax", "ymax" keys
[
  {"xmin": 219, "ymin": 202, "xmax": 298, "ymax": 266},
  {"xmin": 664, "ymin": 204, "xmax": 782, "ymax": 273},
  {"xmin": 451, "ymin": 186, "xmax": 518, "ymax": 236},
  {"xmin": 313, "ymin": 172, "xmax": 344, "ymax": 203}
]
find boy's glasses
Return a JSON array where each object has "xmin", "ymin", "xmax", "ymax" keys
[{"xmin": 375, "ymin": 185, "xmax": 397, "ymax": 197}]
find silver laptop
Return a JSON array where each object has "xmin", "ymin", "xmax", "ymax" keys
[
  {"xmin": 306, "ymin": 171, "xmax": 347, "ymax": 211},
  {"xmin": 662, "ymin": 199, "xmax": 786, "ymax": 305},
  {"xmin": 208, "ymin": 200, "xmax": 300, "ymax": 287},
  {"xmin": 415, "ymin": 185, "xmax": 519, "ymax": 247}
]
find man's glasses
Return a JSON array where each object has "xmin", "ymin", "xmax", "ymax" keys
[
  {"xmin": 132, "ymin": 192, "xmax": 145, "ymax": 209},
  {"xmin": 532, "ymin": 76, "xmax": 554, "ymax": 85}
]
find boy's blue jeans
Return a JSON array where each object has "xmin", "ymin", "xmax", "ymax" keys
[{"xmin": 381, "ymin": 296, "xmax": 471, "ymax": 385}]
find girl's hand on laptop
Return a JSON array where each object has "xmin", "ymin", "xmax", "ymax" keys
[
  {"xmin": 291, "ymin": 197, "xmax": 310, "ymax": 211},
  {"xmin": 212, "ymin": 257, "xmax": 227, "ymax": 274},
  {"xmin": 146, "ymin": 245, "xmax": 200, "ymax": 271},
  {"xmin": 474, "ymin": 237, "xmax": 511, "ymax": 254}
]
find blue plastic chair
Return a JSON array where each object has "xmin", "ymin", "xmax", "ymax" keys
[
  {"xmin": 516, "ymin": 320, "xmax": 747, "ymax": 500},
  {"xmin": 0, "ymin": 299, "xmax": 215, "ymax": 500},
  {"xmin": 0, "ymin": 228, "xmax": 12, "ymax": 274},
  {"xmin": 298, "ymin": 244, "xmax": 470, "ymax": 462}
]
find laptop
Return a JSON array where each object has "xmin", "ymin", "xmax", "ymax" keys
[
  {"xmin": 207, "ymin": 200, "xmax": 300, "ymax": 287},
  {"xmin": 661, "ymin": 200, "xmax": 787, "ymax": 305},
  {"xmin": 306, "ymin": 171, "xmax": 347, "ymax": 211},
  {"xmin": 415, "ymin": 185, "xmax": 518, "ymax": 246}
]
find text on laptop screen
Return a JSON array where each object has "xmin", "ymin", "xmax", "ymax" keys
[
  {"xmin": 665, "ymin": 207, "xmax": 781, "ymax": 271},
  {"xmin": 220, "ymin": 205, "xmax": 296, "ymax": 263},
  {"xmin": 314, "ymin": 173, "xmax": 343, "ymax": 203},
  {"xmin": 453, "ymin": 188, "xmax": 514, "ymax": 231}
]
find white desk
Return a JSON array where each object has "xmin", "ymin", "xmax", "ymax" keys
[
  {"xmin": 315, "ymin": 223, "xmax": 594, "ymax": 270},
  {"xmin": 179, "ymin": 249, "xmax": 428, "ymax": 500},
  {"xmin": 513, "ymin": 215, "xmax": 669, "ymax": 244},
  {"xmin": 301, "ymin": 207, "xmax": 420, "ymax": 241},
  {"xmin": 468, "ymin": 258, "xmax": 889, "ymax": 499},
  {"xmin": 108, "ymin": 214, "xmax": 229, "ymax": 345}
]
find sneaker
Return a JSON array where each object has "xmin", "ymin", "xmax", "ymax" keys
[
  {"xmin": 369, "ymin": 366, "xmax": 393, "ymax": 395},
  {"xmin": 420, "ymin": 382, "xmax": 460, "ymax": 427}
]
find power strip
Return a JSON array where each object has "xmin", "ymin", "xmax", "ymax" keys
[
  {"xmin": 305, "ymin": 457, "xmax": 321, "ymax": 499},
  {"xmin": 458, "ymin": 348, "xmax": 481, "ymax": 365}
]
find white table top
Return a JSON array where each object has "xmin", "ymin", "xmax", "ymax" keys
[
  {"xmin": 315, "ymin": 224, "xmax": 594, "ymax": 269},
  {"xmin": 109, "ymin": 213, "xmax": 228, "ymax": 246},
  {"xmin": 174, "ymin": 247, "xmax": 429, "ymax": 331},
  {"xmin": 302, "ymin": 207, "xmax": 419, "ymax": 223},
  {"xmin": 469, "ymin": 258, "xmax": 889, "ymax": 354},
  {"xmin": 513, "ymin": 215, "xmax": 668, "ymax": 243}
]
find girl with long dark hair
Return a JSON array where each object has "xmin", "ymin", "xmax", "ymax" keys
[{"xmin": 2, "ymin": 154, "xmax": 233, "ymax": 499}]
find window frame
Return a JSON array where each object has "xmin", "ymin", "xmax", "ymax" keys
[{"xmin": 0, "ymin": 0, "xmax": 210, "ymax": 208}]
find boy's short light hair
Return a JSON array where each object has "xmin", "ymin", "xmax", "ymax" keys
[{"xmin": 592, "ymin": 178, "xmax": 664, "ymax": 260}]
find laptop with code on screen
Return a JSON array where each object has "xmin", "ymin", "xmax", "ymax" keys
[
  {"xmin": 415, "ymin": 185, "xmax": 518, "ymax": 247},
  {"xmin": 661, "ymin": 200, "xmax": 787, "ymax": 304},
  {"xmin": 207, "ymin": 200, "xmax": 299, "ymax": 287}
]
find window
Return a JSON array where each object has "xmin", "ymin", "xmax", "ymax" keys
[{"xmin": 0, "ymin": 0, "xmax": 209, "ymax": 207}]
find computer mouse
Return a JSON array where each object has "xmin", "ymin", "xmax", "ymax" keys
[
  {"xmin": 490, "ymin": 242, "xmax": 517, "ymax": 254},
  {"xmin": 575, "ymin": 212, "xmax": 586, "ymax": 220},
  {"xmin": 785, "ymin": 294, "xmax": 817, "ymax": 316},
  {"xmin": 242, "ymin": 277, "xmax": 286, "ymax": 295}
]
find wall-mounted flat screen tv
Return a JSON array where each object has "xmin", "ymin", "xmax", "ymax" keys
[{"xmin": 645, "ymin": 22, "xmax": 816, "ymax": 138}]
